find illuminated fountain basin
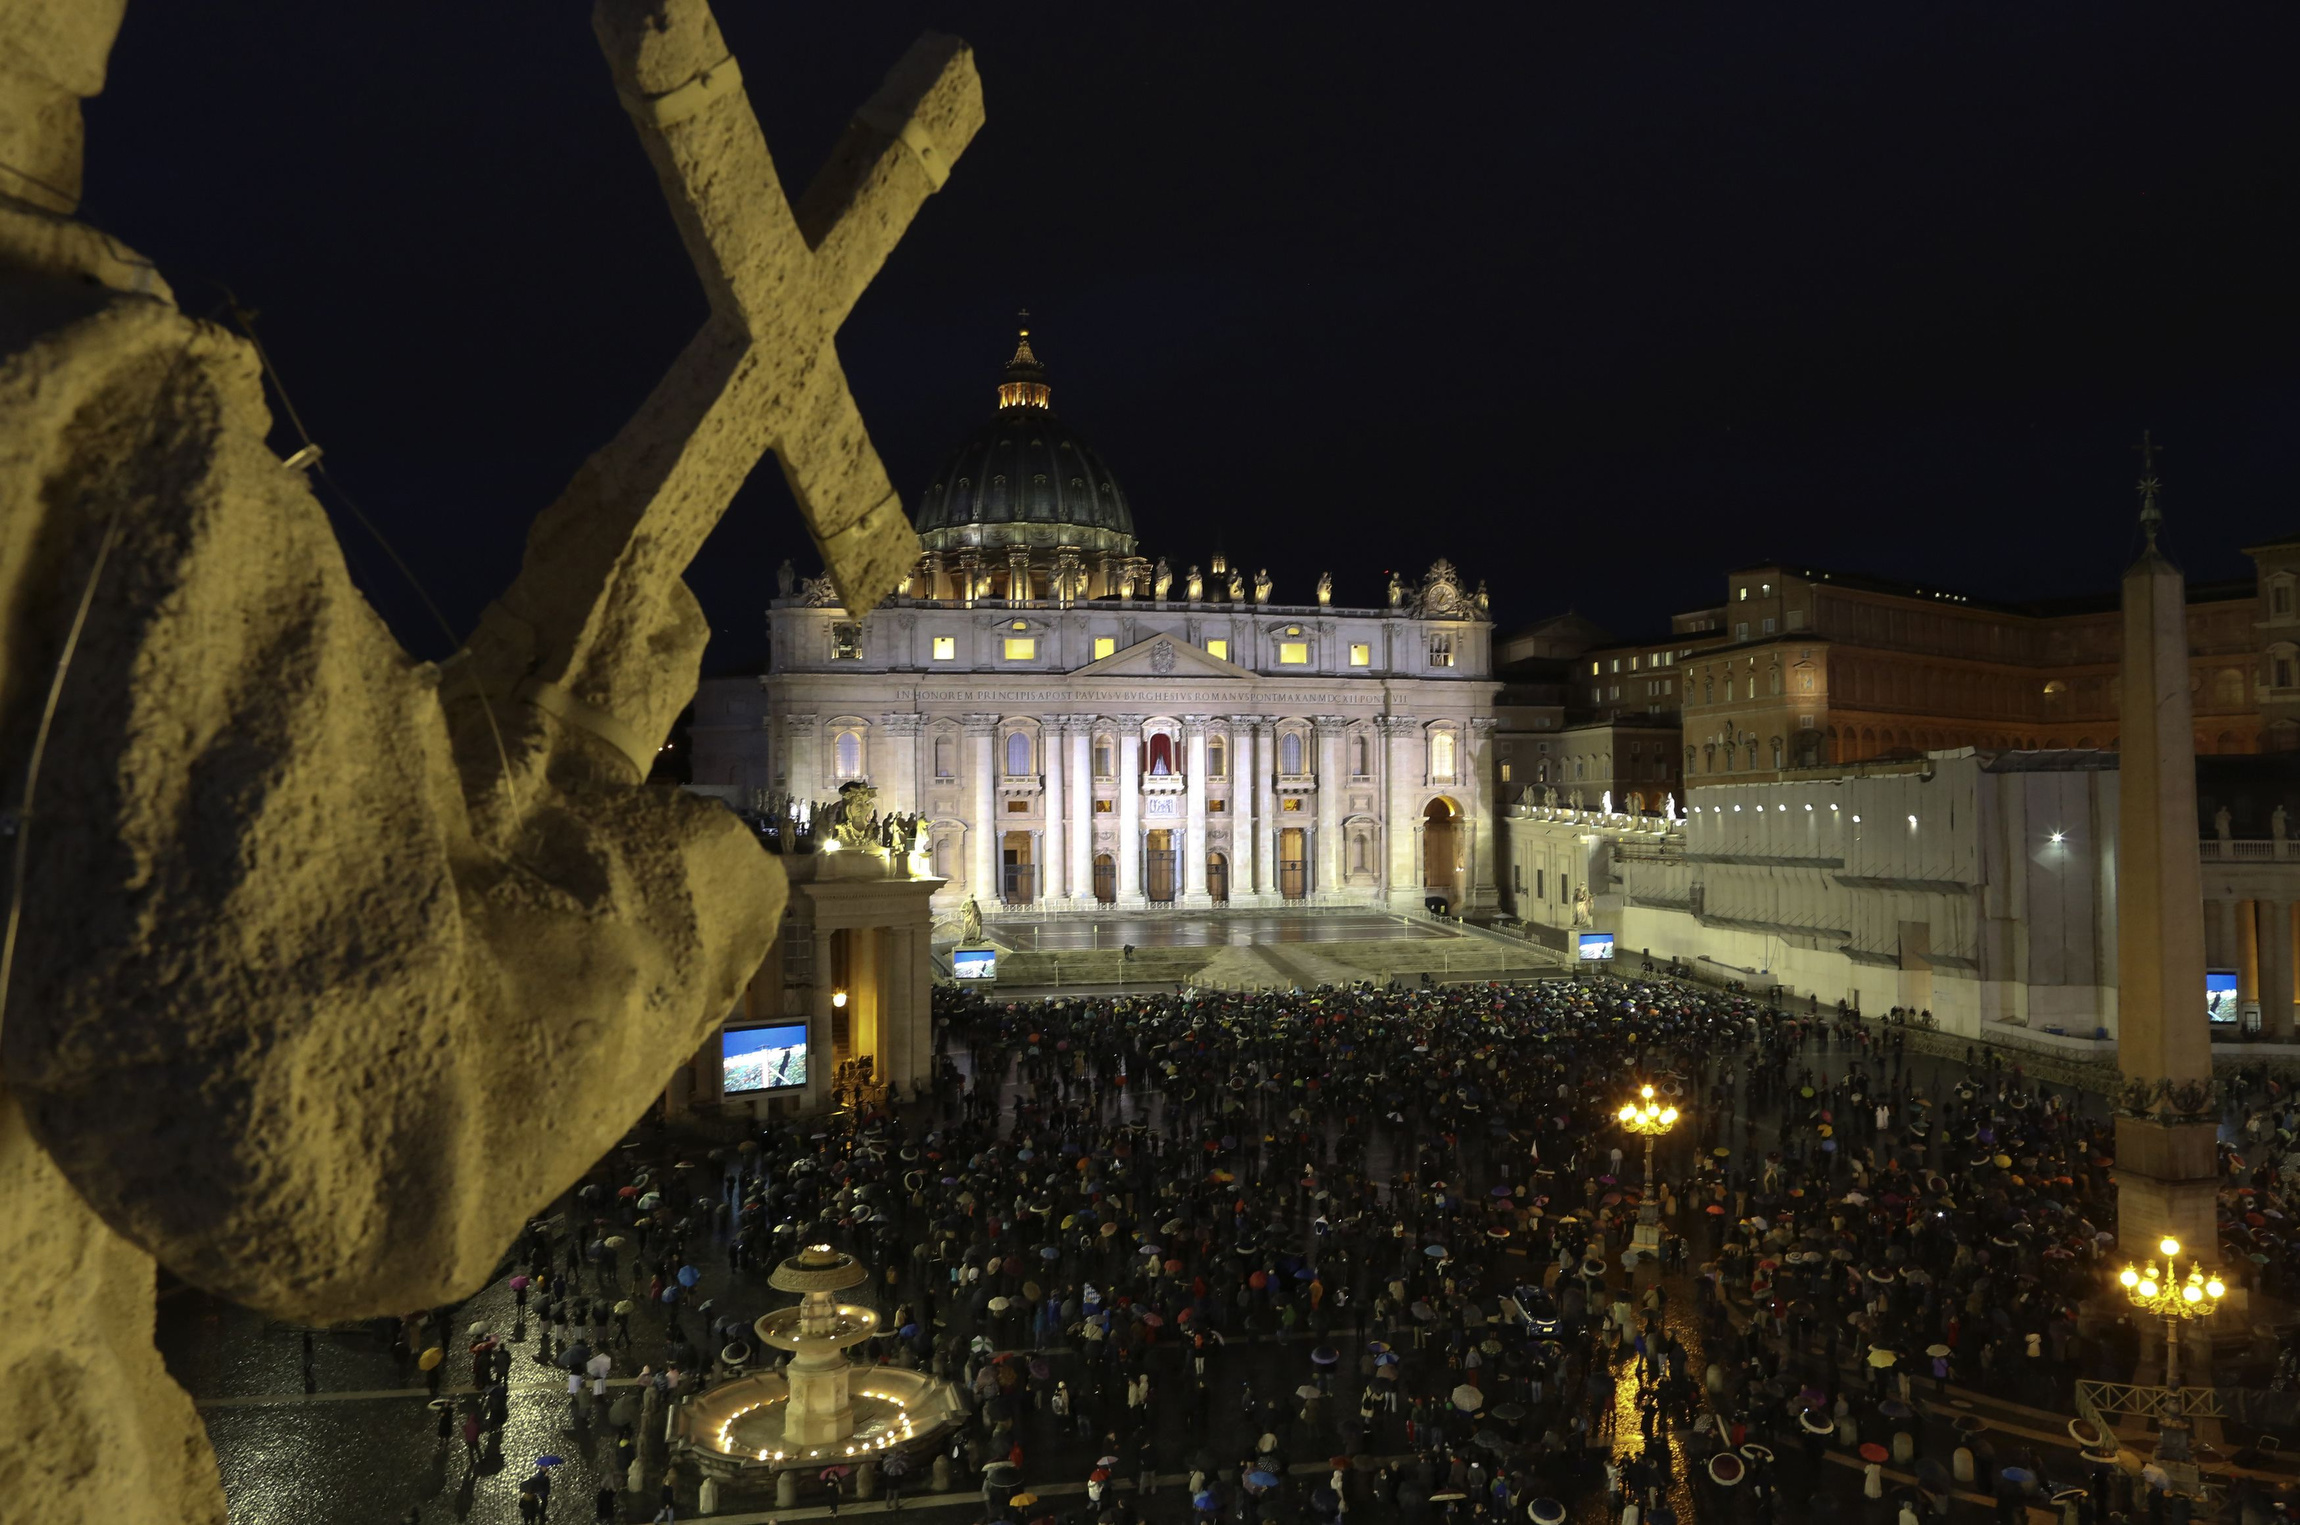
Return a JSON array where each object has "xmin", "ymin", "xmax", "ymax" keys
[{"xmin": 670, "ymin": 1243, "xmax": 967, "ymax": 1481}]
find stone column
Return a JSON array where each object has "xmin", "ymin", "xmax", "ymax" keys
[
  {"xmin": 1381, "ymin": 716, "xmax": 1421, "ymax": 912},
  {"xmin": 1115, "ymin": 714, "xmax": 1145, "ymax": 907},
  {"xmin": 780, "ymin": 711, "xmax": 818, "ymax": 792},
  {"xmin": 2203, "ymin": 898, "xmax": 2234, "ymax": 972},
  {"xmin": 880, "ymin": 713, "xmax": 922, "ymax": 816},
  {"xmin": 1230, "ymin": 715, "xmax": 1264, "ymax": 901},
  {"xmin": 2268, "ymin": 903, "xmax": 2298, "ymax": 1041},
  {"xmin": 2238, "ymin": 899, "xmax": 2261, "ymax": 1026},
  {"xmin": 2110, "ymin": 512, "xmax": 2215, "ymax": 1259},
  {"xmin": 1313, "ymin": 716, "xmax": 1347, "ymax": 898},
  {"xmin": 964, "ymin": 714, "xmax": 999, "ymax": 908},
  {"xmin": 1068, "ymin": 719, "xmax": 1094, "ymax": 903},
  {"xmin": 1041, "ymin": 717, "xmax": 1066, "ymax": 904},
  {"xmin": 1255, "ymin": 717, "xmax": 1279, "ymax": 904},
  {"xmin": 1183, "ymin": 716, "xmax": 1211, "ymax": 906},
  {"xmin": 1464, "ymin": 716, "xmax": 1501, "ymax": 910}
]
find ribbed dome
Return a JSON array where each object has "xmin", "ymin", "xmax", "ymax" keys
[{"xmin": 912, "ymin": 328, "xmax": 1137, "ymax": 554}]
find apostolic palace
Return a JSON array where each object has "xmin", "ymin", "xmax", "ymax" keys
[{"xmin": 691, "ymin": 329, "xmax": 1500, "ymax": 917}]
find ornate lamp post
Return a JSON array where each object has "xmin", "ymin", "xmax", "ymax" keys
[
  {"xmin": 1618, "ymin": 1083, "xmax": 1679, "ymax": 1253},
  {"xmin": 2117, "ymin": 1236, "xmax": 2226, "ymax": 1464}
]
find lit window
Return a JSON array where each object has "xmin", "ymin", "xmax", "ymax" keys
[
  {"xmin": 1003, "ymin": 637, "xmax": 1036, "ymax": 660},
  {"xmin": 1350, "ymin": 643, "xmax": 1372, "ymax": 667},
  {"xmin": 1006, "ymin": 732, "xmax": 1031, "ymax": 775},
  {"xmin": 1430, "ymin": 731, "xmax": 1456, "ymax": 778},
  {"xmin": 1094, "ymin": 741, "xmax": 1113, "ymax": 776},
  {"xmin": 1278, "ymin": 641, "xmax": 1309, "ymax": 665},
  {"xmin": 1006, "ymin": 799, "xmax": 1030, "ymax": 813},
  {"xmin": 1209, "ymin": 739, "xmax": 1227, "ymax": 777},
  {"xmin": 1093, "ymin": 799, "xmax": 1113, "ymax": 814},
  {"xmin": 1739, "ymin": 587, "xmax": 1749, "ymax": 601},
  {"xmin": 1092, "ymin": 636, "xmax": 1116, "ymax": 660},
  {"xmin": 932, "ymin": 635, "xmax": 956, "ymax": 661},
  {"xmin": 1208, "ymin": 799, "xmax": 1227, "ymax": 812},
  {"xmin": 933, "ymin": 737, "xmax": 954, "ymax": 778},
  {"xmin": 1500, "ymin": 762, "xmax": 1513, "ymax": 782},
  {"xmin": 1281, "ymin": 797, "xmax": 1303, "ymax": 812},
  {"xmin": 832, "ymin": 623, "xmax": 862, "ymax": 660},
  {"xmin": 1207, "ymin": 639, "xmax": 1229, "ymax": 660},
  {"xmin": 834, "ymin": 730, "xmax": 862, "ymax": 777}
]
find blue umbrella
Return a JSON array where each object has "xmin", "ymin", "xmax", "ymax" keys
[
  {"xmin": 677, "ymin": 1265, "xmax": 701, "ymax": 1288},
  {"xmin": 1247, "ymin": 1471, "xmax": 1280, "ymax": 1490},
  {"xmin": 535, "ymin": 1454, "xmax": 566, "ymax": 1468},
  {"xmin": 661, "ymin": 1288, "xmax": 680, "ymax": 1304},
  {"xmin": 1424, "ymin": 1244, "xmax": 1450, "ymax": 1259},
  {"xmin": 1193, "ymin": 1492, "xmax": 1218, "ymax": 1511},
  {"xmin": 1040, "ymin": 1246, "xmax": 1059, "ymax": 1260}
]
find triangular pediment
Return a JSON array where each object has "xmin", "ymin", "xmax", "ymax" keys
[{"xmin": 1073, "ymin": 632, "xmax": 1253, "ymax": 680}]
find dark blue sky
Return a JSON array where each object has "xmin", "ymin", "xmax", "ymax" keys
[{"xmin": 86, "ymin": 3, "xmax": 2300, "ymax": 668}]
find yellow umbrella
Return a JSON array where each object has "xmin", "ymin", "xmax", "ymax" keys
[
  {"xmin": 1009, "ymin": 1493, "xmax": 1039, "ymax": 1508},
  {"xmin": 419, "ymin": 1347, "xmax": 444, "ymax": 1371}
]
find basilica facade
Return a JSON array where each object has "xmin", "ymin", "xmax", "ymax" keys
[{"xmin": 690, "ymin": 330, "xmax": 1500, "ymax": 917}]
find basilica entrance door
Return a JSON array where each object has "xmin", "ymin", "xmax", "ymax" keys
[
  {"xmin": 1207, "ymin": 851, "xmax": 1229, "ymax": 904},
  {"xmin": 1092, "ymin": 853, "xmax": 1116, "ymax": 905},
  {"xmin": 1278, "ymin": 828, "xmax": 1308, "ymax": 900},
  {"xmin": 1144, "ymin": 829, "xmax": 1177, "ymax": 904},
  {"xmin": 1000, "ymin": 832, "xmax": 1035, "ymax": 904}
]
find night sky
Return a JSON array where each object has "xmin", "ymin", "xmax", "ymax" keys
[{"xmin": 84, "ymin": 2, "xmax": 2300, "ymax": 671}]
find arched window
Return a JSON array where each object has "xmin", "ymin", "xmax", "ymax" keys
[
  {"xmin": 1281, "ymin": 732, "xmax": 1303, "ymax": 774},
  {"xmin": 1769, "ymin": 666, "xmax": 1783, "ymax": 696},
  {"xmin": 1354, "ymin": 736, "xmax": 1370, "ymax": 776},
  {"xmin": 1430, "ymin": 731, "xmax": 1456, "ymax": 779},
  {"xmin": 1573, "ymin": 757, "xmax": 1585, "ymax": 780},
  {"xmin": 834, "ymin": 730, "xmax": 863, "ymax": 778},
  {"xmin": 934, "ymin": 736, "xmax": 955, "ymax": 779},
  {"xmin": 932, "ymin": 834, "xmax": 955, "ymax": 880},
  {"xmin": 1094, "ymin": 738, "xmax": 1113, "ymax": 777},
  {"xmin": 1770, "ymin": 736, "xmax": 1784, "ymax": 770},
  {"xmin": 1208, "ymin": 738, "xmax": 1227, "ymax": 778},
  {"xmin": 1353, "ymin": 833, "xmax": 1369, "ymax": 872},
  {"xmin": 1005, "ymin": 731, "xmax": 1031, "ymax": 776},
  {"xmin": 1148, "ymin": 732, "xmax": 1174, "ymax": 775}
]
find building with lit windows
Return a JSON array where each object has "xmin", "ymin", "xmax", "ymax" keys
[{"xmin": 690, "ymin": 328, "xmax": 1501, "ymax": 916}]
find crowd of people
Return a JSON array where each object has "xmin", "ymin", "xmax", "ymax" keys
[{"xmin": 382, "ymin": 971, "xmax": 2300, "ymax": 1524}]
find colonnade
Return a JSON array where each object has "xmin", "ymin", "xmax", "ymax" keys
[{"xmin": 2205, "ymin": 896, "xmax": 2296, "ymax": 1037}]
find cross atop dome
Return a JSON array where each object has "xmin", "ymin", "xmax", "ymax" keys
[{"xmin": 999, "ymin": 309, "xmax": 1051, "ymax": 409}]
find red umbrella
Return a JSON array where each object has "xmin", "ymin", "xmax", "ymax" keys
[{"xmin": 1859, "ymin": 1443, "xmax": 1889, "ymax": 1463}]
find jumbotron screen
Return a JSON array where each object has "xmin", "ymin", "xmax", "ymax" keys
[{"xmin": 722, "ymin": 1023, "xmax": 808, "ymax": 1094}]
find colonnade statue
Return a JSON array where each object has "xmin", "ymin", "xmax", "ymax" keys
[{"xmin": 0, "ymin": 3, "xmax": 982, "ymax": 1519}]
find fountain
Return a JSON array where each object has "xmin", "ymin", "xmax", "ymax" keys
[{"xmin": 669, "ymin": 1243, "xmax": 967, "ymax": 1489}]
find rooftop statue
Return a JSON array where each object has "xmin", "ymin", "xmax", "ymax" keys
[{"xmin": 0, "ymin": 3, "xmax": 981, "ymax": 1520}]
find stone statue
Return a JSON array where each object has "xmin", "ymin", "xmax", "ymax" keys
[
  {"xmin": 1474, "ymin": 579, "xmax": 1490, "ymax": 615},
  {"xmin": 1253, "ymin": 568, "xmax": 1272, "ymax": 604},
  {"xmin": 0, "ymin": 5, "xmax": 983, "ymax": 1521},
  {"xmin": 1186, "ymin": 564, "xmax": 1204, "ymax": 602},
  {"xmin": 2215, "ymin": 805, "xmax": 2234, "ymax": 842},
  {"xmin": 960, "ymin": 896, "xmax": 984, "ymax": 943},
  {"xmin": 1664, "ymin": 792, "xmax": 1677, "ymax": 820},
  {"xmin": 777, "ymin": 558, "xmax": 797, "ymax": 597},
  {"xmin": 1154, "ymin": 557, "xmax": 1173, "ymax": 601},
  {"xmin": 1316, "ymin": 572, "xmax": 1333, "ymax": 607},
  {"xmin": 1227, "ymin": 568, "xmax": 1245, "ymax": 602},
  {"xmin": 2276, "ymin": 804, "xmax": 2290, "ymax": 843},
  {"xmin": 1388, "ymin": 572, "xmax": 1404, "ymax": 608},
  {"xmin": 1600, "ymin": 790, "xmax": 1612, "ymax": 816},
  {"xmin": 833, "ymin": 780, "xmax": 879, "ymax": 850},
  {"xmin": 1573, "ymin": 885, "xmax": 1595, "ymax": 927}
]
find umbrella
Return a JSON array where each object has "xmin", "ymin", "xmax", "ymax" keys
[
  {"xmin": 1926, "ymin": 1343, "xmax": 1951, "ymax": 1358},
  {"xmin": 536, "ymin": 1454, "xmax": 566, "ymax": 1468},
  {"xmin": 1708, "ymin": 1454, "xmax": 1744, "ymax": 1486},
  {"xmin": 1194, "ymin": 1493, "xmax": 1219, "ymax": 1512},
  {"xmin": 605, "ymin": 1235, "xmax": 628, "ymax": 1249},
  {"xmin": 1798, "ymin": 1409, "xmax": 1835, "ymax": 1435},
  {"xmin": 1246, "ymin": 1470, "xmax": 1281, "ymax": 1490},
  {"xmin": 1741, "ymin": 1443, "xmax": 1774, "ymax": 1463},
  {"xmin": 614, "ymin": 1300, "xmax": 634, "ymax": 1315},
  {"xmin": 1311, "ymin": 1346, "xmax": 1339, "ymax": 1367},
  {"xmin": 509, "ymin": 1275, "xmax": 530, "ymax": 1291},
  {"xmin": 426, "ymin": 1397, "xmax": 456, "ymax": 1411},
  {"xmin": 1859, "ymin": 1443, "xmax": 1889, "ymax": 1463},
  {"xmin": 676, "ymin": 1265, "xmax": 700, "ymax": 1288},
  {"xmin": 1529, "ymin": 1501, "xmax": 1566, "ymax": 1525},
  {"xmin": 1008, "ymin": 1494, "xmax": 1040, "ymax": 1508},
  {"xmin": 638, "ymin": 1192, "xmax": 662, "ymax": 1209},
  {"xmin": 418, "ymin": 1347, "xmax": 444, "ymax": 1371},
  {"xmin": 1449, "ymin": 1383, "xmax": 1484, "ymax": 1412},
  {"xmin": 1297, "ymin": 1384, "xmax": 1323, "ymax": 1400}
]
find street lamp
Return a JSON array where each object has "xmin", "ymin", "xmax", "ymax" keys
[
  {"xmin": 2117, "ymin": 1235, "xmax": 2226, "ymax": 1464},
  {"xmin": 1618, "ymin": 1084, "xmax": 1679, "ymax": 1253}
]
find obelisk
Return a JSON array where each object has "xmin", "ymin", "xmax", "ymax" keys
[{"xmin": 2111, "ymin": 436, "xmax": 2217, "ymax": 1258}]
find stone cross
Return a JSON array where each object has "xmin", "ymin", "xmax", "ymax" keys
[{"xmin": 458, "ymin": 0, "xmax": 984, "ymax": 783}]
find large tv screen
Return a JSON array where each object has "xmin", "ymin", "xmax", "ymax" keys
[
  {"xmin": 2206, "ymin": 970, "xmax": 2239, "ymax": 1025},
  {"xmin": 722, "ymin": 1023, "xmax": 808, "ymax": 1094},
  {"xmin": 952, "ymin": 948, "xmax": 997, "ymax": 980},
  {"xmin": 1577, "ymin": 932, "xmax": 1615, "ymax": 962}
]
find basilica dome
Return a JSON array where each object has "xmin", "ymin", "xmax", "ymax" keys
[{"xmin": 912, "ymin": 329, "xmax": 1137, "ymax": 556}]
